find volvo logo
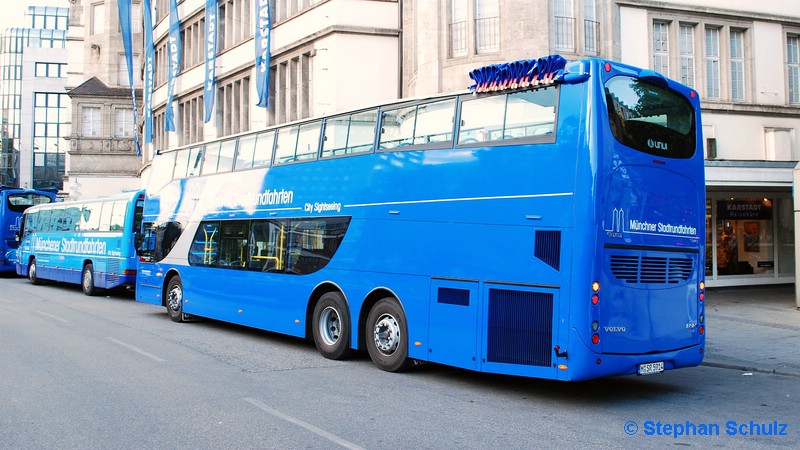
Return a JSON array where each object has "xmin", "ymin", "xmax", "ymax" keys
[{"xmin": 647, "ymin": 139, "xmax": 668, "ymax": 151}]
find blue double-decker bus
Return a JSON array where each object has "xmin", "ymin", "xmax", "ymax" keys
[
  {"xmin": 0, "ymin": 186, "xmax": 57, "ymax": 272},
  {"xmin": 16, "ymin": 190, "xmax": 144, "ymax": 295},
  {"xmin": 136, "ymin": 55, "xmax": 705, "ymax": 381}
]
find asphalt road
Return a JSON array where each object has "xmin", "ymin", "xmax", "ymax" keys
[{"xmin": 1, "ymin": 276, "xmax": 797, "ymax": 449}]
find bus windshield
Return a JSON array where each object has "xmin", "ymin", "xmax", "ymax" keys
[{"xmin": 605, "ymin": 76, "xmax": 695, "ymax": 158}]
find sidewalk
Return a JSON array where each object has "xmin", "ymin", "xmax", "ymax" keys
[{"xmin": 704, "ymin": 284, "xmax": 800, "ymax": 377}]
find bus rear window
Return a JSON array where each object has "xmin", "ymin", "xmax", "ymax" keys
[
  {"xmin": 7, "ymin": 193, "xmax": 53, "ymax": 213},
  {"xmin": 605, "ymin": 76, "xmax": 695, "ymax": 158}
]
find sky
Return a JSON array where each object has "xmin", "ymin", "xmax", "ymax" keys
[{"xmin": 0, "ymin": 0, "xmax": 67, "ymax": 33}]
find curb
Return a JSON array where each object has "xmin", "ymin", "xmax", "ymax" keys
[{"xmin": 702, "ymin": 360, "xmax": 800, "ymax": 378}]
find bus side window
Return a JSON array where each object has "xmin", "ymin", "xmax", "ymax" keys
[
  {"xmin": 189, "ymin": 222, "xmax": 220, "ymax": 266},
  {"xmin": 218, "ymin": 221, "xmax": 248, "ymax": 268},
  {"xmin": 248, "ymin": 220, "xmax": 284, "ymax": 272},
  {"xmin": 64, "ymin": 206, "xmax": 81, "ymax": 231},
  {"xmin": 81, "ymin": 204, "xmax": 100, "ymax": 231},
  {"xmin": 50, "ymin": 207, "xmax": 65, "ymax": 231}
]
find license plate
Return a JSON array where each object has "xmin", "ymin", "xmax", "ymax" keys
[{"xmin": 638, "ymin": 361, "xmax": 664, "ymax": 376}]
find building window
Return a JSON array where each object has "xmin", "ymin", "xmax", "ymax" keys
[
  {"xmin": 91, "ymin": 3, "xmax": 105, "ymax": 35},
  {"xmin": 705, "ymin": 27, "xmax": 720, "ymax": 99},
  {"xmin": 790, "ymin": 35, "xmax": 800, "ymax": 105},
  {"xmin": 81, "ymin": 106, "xmax": 102, "ymax": 137},
  {"xmin": 117, "ymin": 53, "xmax": 141, "ymax": 86},
  {"xmin": 153, "ymin": 110, "xmax": 166, "ymax": 153},
  {"xmin": 114, "ymin": 109, "xmax": 134, "ymax": 137},
  {"xmin": 180, "ymin": 15, "xmax": 206, "ymax": 70},
  {"xmin": 652, "ymin": 21, "xmax": 669, "ymax": 76},
  {"xmin": 679, "ymin": 24, "xmax": 696, "ymax": 88},
  {"xmin": 475, "ymin": 0, "xmax": 499, "ymax": 54},
  {"xmin": 179, "ymin": 94, "xmax": 204, "ymax": 146},
  {"xmin": 448, "ymin": 0, "xmax": 468, "ymax": 58},
  {"xmin": 118, "ymin": 2, "xmax": 142, "ymax": 33},
  {"xmin": 584, "ymin": 0, "xmax": 599, "ymax": 55},
  {"xmin": 276, "ymin": 0, "xmax": 320, "ymax": 22},
  {"xmin": 554, "ymin": 0, "xmax": 575, "ymax": 52},
  {"xmin": 730, "ymin": 29, "xmax": 745, "ymax": 101},
  {"xmin": 34, "ymin": 62, "xmax": 66, "ymax": 78},
  {"xmin": 216, "ymin": 74, "xmax": 250, "ymax": 135},
  {"xmin": 33, "ymin": 92, "xmax": 69, "ymax": 190},
  {"xmin": 218, "ymin": 0, "xmax": 253, "ymax": 52}
]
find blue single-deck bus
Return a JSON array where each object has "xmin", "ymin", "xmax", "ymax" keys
[
  {"xmin": 17, "ymin": 190, "xmax": 144, "ymax": 295},
  {"xmin": 0, "ymin": 186, "xmax": 57, "ymax": 272},
  {"xmin": 136, "ymin": 55, "xmax": 705, "ymax": 381}
]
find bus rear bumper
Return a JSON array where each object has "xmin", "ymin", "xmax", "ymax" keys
[{"xmin": 560, "ymin": 328, "xmax": 705, "ymax": 381}]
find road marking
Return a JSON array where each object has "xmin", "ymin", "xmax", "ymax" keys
[
  {"xmin": 37, "ymin": 311, "xmax": 69, "ymax": 323},
  {"xmin": 106, "ymin": 337, "xmax": 165, "ymax": 362},
  {"xmin": 243, "ymin": 397, "xmax": 365, "ymax": 450}
]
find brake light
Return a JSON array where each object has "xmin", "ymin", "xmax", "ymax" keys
[
  {"xmin": 591, "ymin": 333, "xmax": 600, "ymax": 345},
  {"xmin": 591, "ymin": 294, "xmax": 599, "ymax": 305}
]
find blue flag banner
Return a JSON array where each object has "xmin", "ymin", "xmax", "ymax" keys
[
  {"xmin": 204, "ymin": 0, "xmax": 217, "ymax": 123},
  {"xmin": 117, "ymin": 0, "xmax": 141, "ymax": 156},
  {"xmin": 143, "ymin": 0, "xmax": 155, "ymax": 144},
  {"xmin": 255, "ymin": 0, "xmax": 271, "ymax": 108},
  {"xmin": 165, "ymin": 0, "xmax": 182, "ymax": 132}
]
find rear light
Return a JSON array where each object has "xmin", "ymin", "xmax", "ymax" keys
[
  {"xmin": 699, "ymin": 325, "xmax": 704, "ymax": 335},
  {"xmin": 591, "ymin": 333, "xmax": 600, "ymax": 345},
  {"xmin": 591, "ymin": 321, "xmax": 599, "ymax": 331},
  {"xmin": 591, "ymin": 281, "xmax": 600, "ymax": 292},
  {"xmin": 699, "ymin": 281, "xmax": 705, "ymax": 290},
  {"xmin": 591, "ymin": 294, "xmax": 599, "ymax": 305}
]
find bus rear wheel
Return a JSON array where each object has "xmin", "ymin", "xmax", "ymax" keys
[
  {"xmin": 312, "ymin": 291, "xmax": 353, "ymax": 360},
  {"xmin": 166, "ymin": 276, "xmax": 185, "ymax": 322},
  {"xmin": 28, "ymin": 259, "xmax": 41, "ymax": 285},
  {"xmin": 82, "ymin": 263, "xmax": 96, "ymax": 296},
  {"xmin": 365, "ymin": 297, "xmax": 411, "ymax": 372}
]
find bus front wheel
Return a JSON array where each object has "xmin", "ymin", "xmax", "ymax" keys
[
  {"xmin": 166, "ymin": 276, "xmax": 185, "ymax": 323},
  {"xmin": 365, "ymin": 297, "xmax": 411, "ymax": 372},
  {"xmin": 312, "ymin": 291, "xmax": 353, "ymax": 360},
  {"xmin": 28, "ymin": 259, "xmax": 41, "ymax": 285},
  {"xmin": 82, "ymin": 263, "xmax": 96, "ymax": 296}
]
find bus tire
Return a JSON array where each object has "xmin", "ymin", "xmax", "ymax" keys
[
  {"xmin": 312, "ymin": 291, "xmax": 354, "ymax": 360},
  {"xmin": 28, "ymin": 258, "xmax": 41, "ymax": 285},
  {"xmin": 365, "ymin": 297, "xmax": 411, "ymax": 372},
  {"xmin": 82, "ymin": 263, "xmax": 96, "ymax": 296},
  {"xmin": 166, "ymin": 276, "xmax": 185, "ymax": 323}
]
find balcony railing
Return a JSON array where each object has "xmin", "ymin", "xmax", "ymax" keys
[
  {"xmin": 584, "ymin": 19, "xmax": 599, "ymax": 55},
  {"xmin": 448, "ymin": 21, "xmax": 468, "ymax": 58},
  {"xmin": 475, "ymin": 17, "xmax": 500, "ymax": 54},
  {"xmin": 554, "ymin": 16, "xmax": 575, "ymax": 52}
]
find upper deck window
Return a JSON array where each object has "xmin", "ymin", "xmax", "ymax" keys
[
  {"xmin": 605, "ymin": 76, "xmax": 695, "ymax": 158},
  {"xmin": 458, "ymin": 87, "xmax": 557, "ymax": 145}
]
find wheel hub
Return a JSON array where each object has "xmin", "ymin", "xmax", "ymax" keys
[
  {"xmin": 373, "ymin": 314, "xmax": 400, "ymax": 354},
  {"xmin": 319, "ymin": 306, "xmax": 341, "ymax": 345},
  {"xmin": 168, "ymin": 287, "xmax": 182, "ymax": 312}
]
